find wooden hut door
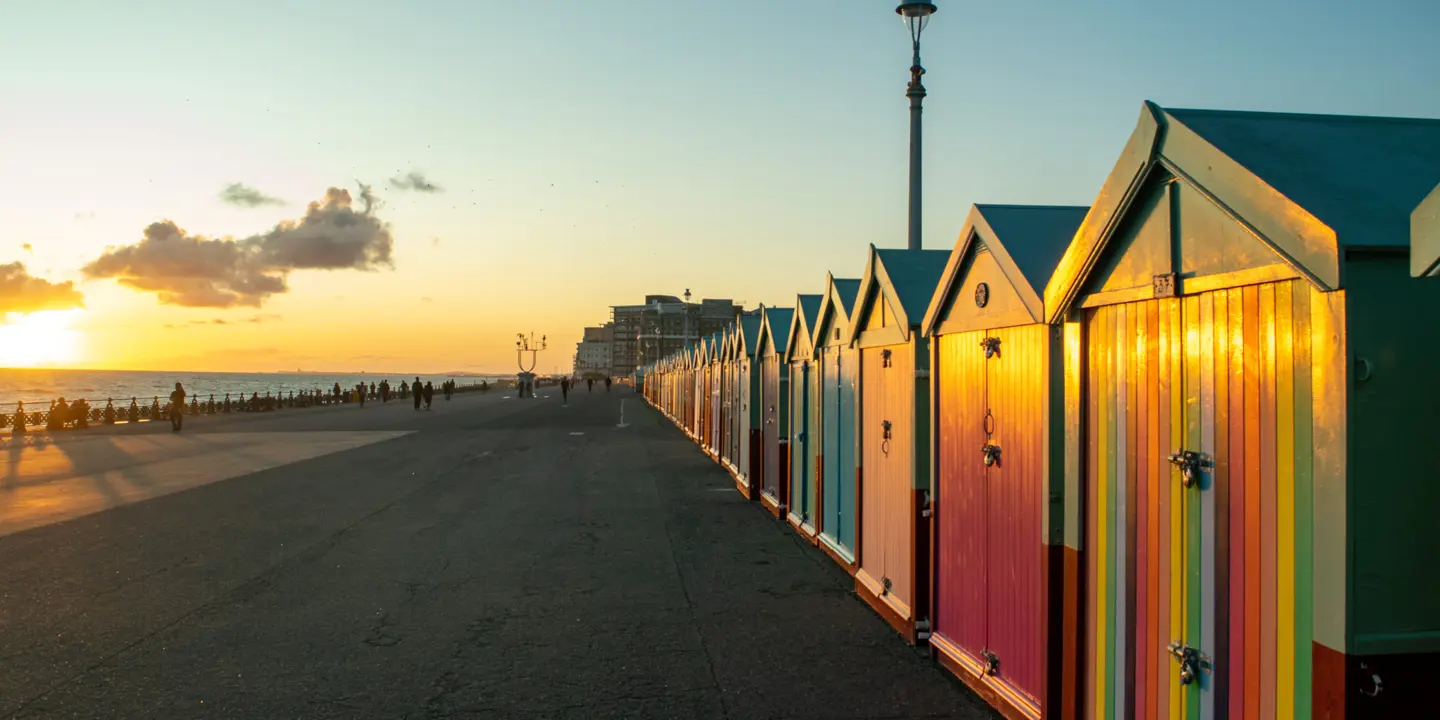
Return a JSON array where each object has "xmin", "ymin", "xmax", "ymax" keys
[
  {"xmin": 935, "ymin": 330, "xmax": 990, "ymax": 663},
  {"xmin": 764, "ymin": 356, "xmax": 780, "ymax": 499}
]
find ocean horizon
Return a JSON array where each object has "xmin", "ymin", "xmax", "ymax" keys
[{"xmin": 0, "ymin": 368, "xmax": 520, "ymax": 407}]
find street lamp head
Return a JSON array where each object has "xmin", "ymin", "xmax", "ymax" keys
[{"xmin": 896, "ymin": 1, "xmax": 937, "ymax": 44}]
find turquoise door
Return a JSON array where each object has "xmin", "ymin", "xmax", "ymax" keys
[
  {"xmin": 836, "ymin": 346, "xmax": 858, "ymax": 553},
  {"xmin": 789, "ymin": 360, "xmax": 810, "ymax": 525}
]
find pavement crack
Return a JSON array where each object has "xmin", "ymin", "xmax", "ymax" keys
[{"xmin": 363, "ymin": 612, "xmax": 401, "ymax": 647}]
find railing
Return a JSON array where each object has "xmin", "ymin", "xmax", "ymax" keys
[{"xmin": 2, "ymin": 382, "xmax": 495, "ymax": 435}]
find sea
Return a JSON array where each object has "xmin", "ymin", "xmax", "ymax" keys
[{"xmin": 0, "ymin": 368, "xmax": 514, "ymax": 407}]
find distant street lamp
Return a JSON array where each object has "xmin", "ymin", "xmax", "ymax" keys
[
  {"xmin": 683, "ymin": 288, "xmax": 693, "ymax": 349},
  {"xmin": 897, "ymin": 1, "xmax": 937, "ymax": 251},
  {"xmin": 516, "ymin": 332, "xmax": 546, "ymax": 398}
]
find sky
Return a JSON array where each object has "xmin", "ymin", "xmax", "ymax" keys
[{"xmin": 1, "ymin": 0, "xmax": 1437, "ymax": 374}]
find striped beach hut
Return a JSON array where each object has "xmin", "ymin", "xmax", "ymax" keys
[
  {"xmin": 706, "ymin": 332, "xmax": 722, "ymax": 457},
  {"xmin": 784, "ymin": 293, "xmax": 825, "ymax": 539},
  {"xmin": 1414, "ymin": 181, "xmax": 1440, "ymax": 277},
  {"xmin": 847, "ymin": 245, "xmax": 949, "ymax": 643},
  {"xmin": 921, "ymin": 203, "xmax": 1089, "ymax": 718},
  {"xmin": 1046, "ymin": 102, "xmax": 1440, "ymax": 719},
  {"xmin": 690, "ymin": 341, "xmax": 706, "ymax": 441},
  {"xmin": 812, "ymin": 272, "xmax": 863, "ymax": 570},
  {"xmin": 757, "ymin": 306, "xmax": 795, "ymax": 517},
  {"xmin": 718, "ymin": 324, "xmax": 737, "ymax": 470}
]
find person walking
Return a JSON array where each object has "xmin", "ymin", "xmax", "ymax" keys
[
  {"xmin": 560, "ymin": 377, "xmax": 570, "ymax": 405},
  {"xmin": 413, "ymin": 377, "xmax": 423, "ymax": 410},
  {"xmin": 169, "ymin": 382, "xmax": 186, "ymax": 432},
  {"xmin": 604, "ymin": 377, "xmax": 612, "ymax": 392},
  {"xmin": 587, "ymin": 377, "xmax": 594, "ymax": 392},
  {"xmin": 423, "ymin": 381, "xmax": 434, "ymax": 410},
  {"xmin": 357, "ymin": 382, "xmax": 366, "ymax": 408}
]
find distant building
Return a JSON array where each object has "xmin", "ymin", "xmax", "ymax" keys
[
  {"xmin": 609, "ymin": 295, "xmax": 741, "ymax": 377},
  {"xmin": 575, "ymin": 323, "xmax": 614, "ymax": 377}
]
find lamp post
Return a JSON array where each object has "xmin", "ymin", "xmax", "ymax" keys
[
  {"xmin": 516, "ymin": 332, "xmax": 546, "ymax": 398},
  {"xmin": 897, "ymin": 1, "xmax": 937, "ymax": 251},
  {"xmin": 683, "ymin": 288, "xmax": 692, "ymax": 350}
]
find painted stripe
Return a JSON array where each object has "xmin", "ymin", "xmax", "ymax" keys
[
  {"xmin": 1183, "ymin": 294, "xmax": 1202, "ymax": 720},
  {"xmin": 1114, "ymin": 302, "xmax": 1129, "ymax": 719},
  {"xmin": 1227, "ymin": 287, "xmax": 1247, "ymax": 720},
  {"xmin": 1243, "ymin": 285, "xmax": 1262, "ymax": 719},
  {"xmin": 1199, "ymin": 293, "xmax": 1217, "ymax": 720},
  {"xmin": 1292, "ymin": 285, "xmax": 1315, "ymax": 718},
  {"xmin": 1147, "ymin": 300, "xmax": 1162, "ymax": 720},
  {"xmin": 1212, "ymin": 289, "xmax": 1232, "ymax": 716},
  {"xmin": 1086, "ymin": 309, "xmax": 1100, "ymax": 720},
  {"xmin": 1276, "ymin": 282, "xmax": 1297, "ymax": 719},
  {"xmin": 1168, "ymin": 297, "xmax": 1184, "ymax": 720},
  {"xmin": 1260, "ymin": 284, "xmax": 1278, "ymax": 720},
  {"xmin": 1136, "ymin": 301, "xmax": 1151, "ymax": 719},
  {"xmin": 1157, "ymin": 299, "xmax": 1173, "ymax": 720},
  {"xmin": 1100, "ymin": 305, "xmax": 1115, "ymax": 719}
]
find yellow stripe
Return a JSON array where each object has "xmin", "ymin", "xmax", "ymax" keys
[
  {"xmin": 1094, "ymin": 306, "xmax": 1110, "ymax": 720},
  {"xmin": 1168, "ymin": 298, "xmax": 1184, "ymax": 720},
  {"xmin": 1277, "ymin": 282, "xmax": 1296, "ymax": 718}
]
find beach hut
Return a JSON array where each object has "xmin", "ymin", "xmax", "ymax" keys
[
  {"xmin": 757, "ymin": 306, "xmax": 795, "ymax": 517},
  {"xmin": 847, "ymin": 246, "xmax": 950, "ymax": 642},
  {"xmin": 812, "ymin": 273, "xmax": 863, "ymax": 569},
  {"xmin": 691, "ymin": 342, "xmax": 705, "ymax": 441},
  {"xmin": 707, "ymin": 333, "xmax": 723, "ymax": 457},
  {"xmin": 718, "ymin": 324, "xmax": 737, "ymax": 470},
  {"xmin": 784, "ymin": 293, "xmax": 825, "ymax": 538},
  {"xmin": 730, "ymin": 313, "xmax": 764, "ymax": 498},
  {"xmin": 920, "ymin": 204, "xmax": 1089, "ymax": 718},
  {"xmin": 1414, "ymin": 182, "xmax": 1440, "ymax": 276},
  {"xmin": 1045, "ymin": 102, "xmax": 1440, "ymax": 719}
]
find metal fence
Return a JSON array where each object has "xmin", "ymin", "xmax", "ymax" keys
[{"xmin": 2, "ymin": 382, "xmax": 493, "ymax": 434}]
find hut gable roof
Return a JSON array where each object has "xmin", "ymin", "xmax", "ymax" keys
[
  {"xmin": 736, "ymin": 315, "xmax": 763, "ymax": 358},
  {"xmin": 849, "ymin": 245, "xmax": 950, "ymax": 344},
  {"xmin": 784, "ymin": 293, "xmax": 823, "ymax": 363},
  {"xmin": 1415, "ymin": 182, "xmax": 1440, "ymax": 277},
  {"xmin": 759, "ymin": 307, "xmax": 794, "ymax": 358},
  {"xmin": 814, "ymin": 273, "xmax": 862, "ymax": 346},
  {"xmin": 922, "ymin": 204, "xmax": 1088, "ymax": 335},
  {"xmin": 1045, "ymin": 101, "xmax": 1440, "ymax": 321}
]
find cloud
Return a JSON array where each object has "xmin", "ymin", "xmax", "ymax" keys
[
  {"xmin": 388, "ymin": 170, "xmax": 442, "ymax": 193},
  {"xmin": 0, "ymin": 262, "xmax": 85, "ymax": 314},
  {"xmin": 219, "ymin": 183, "xmax": 286, "ymax": 208},
  {"xmin": 83, "ymin": 185, "xmax": 394, "ymax": 308}
]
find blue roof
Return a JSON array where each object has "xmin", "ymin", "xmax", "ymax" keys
[
  {"xmin": 739, "ymin": 315, "xmax": 763, "ymax": 356},
  {"xmin": 1168, "ymin": 108, "xmax": 1440, "ymax": 248},
  {"xmin": 976, "ymin": 204, "xmax": 1089, "ymax": 296},
  {"xmin": 833, "ymin": 278, "xmax": 861, "ymax": 316},
  {"xmin": 875, "ymin": 249, "xmax": 951, "ymax": 323},
  {"xmin": 797, "ymin": 294, "xmax": 822, "ymax": 332},
  {"xmin": 763, "ymin": 307, "xmax": 794, "ymax": 354}
]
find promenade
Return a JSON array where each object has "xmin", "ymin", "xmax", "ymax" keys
[{"xmin": 0, "ymin": 386, "xmax": 996, "ymax": 719}]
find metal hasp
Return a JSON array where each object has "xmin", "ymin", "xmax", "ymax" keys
[
  {"xmin": 1166, "ymin": 642, "xmax": 1212, "ymax": 686},
  {"xmin": 896, "ymin": 1, "xmax": 937, "ymax": 251},
  {"xmin": 980, "ymin": 336, "xmax": 1001, "ymax": 358},
  {"xmin": 982, "ymin": 443, "xmax": 1002, "ymax": 467},
  {"xmin": 980, "ymin": 648, "xmax": 1000, "ymax": 676},
  {"xmin": 1166, "ymin": 449, "xmax": 1202, "ymax": 488},
  {"xmin": 882, "ymin": 348, "xmax": 893, "ymax": 367}
]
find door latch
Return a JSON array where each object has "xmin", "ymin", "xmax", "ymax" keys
[
  {"xmin": 980, "ymin": 648, "xmax": 1000, "ymax": 676},
  {"xmin": 1166, "ymin": 450, "xmax": 1203, "ymax": 488},
  {"xmin": 921, "ymin": 490, "xmax": 933, "ymax": 518},
  {"xmin": 980, "ymin": 337, "xmax": 1001, "ymax": 359},
  {"xmin": 881, "ymin": 576, "xmax": 892, "ymax": 596},
  {"xmin": 1166, "ymin": 642, "xmax": 1211, "ymax": 685},
  {"xmin": 982, "ymin": 443, "xmax": 1002, "ymax": 467}
]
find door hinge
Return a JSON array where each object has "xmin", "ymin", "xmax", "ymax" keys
[
  {"xmin": 1166, "ymin": 450, "xmax": 1203, "ymax": 488},
  {"xmin": 1166, "ymin": 642, "xmax": 1212, "ymax": 685},
  {"xmin": 980, "ymin": 337, "xmax": 1001, "ymax": 358},
  {"xmin": 980, "ymin": 648, "xmax": 1000, "ymax": 676}
]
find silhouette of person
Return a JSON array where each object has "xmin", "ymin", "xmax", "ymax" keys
[
  {"xmin": 587, "ymin": 378, "xmax": 594, "ymax": 392},
  {"xmin": 605, "ymin": 377, "xmax": 612, "ymax": 392},
  {"xmin": 423, "ymin": 381, "xmax": 434, "ymax": 410},
  {"xmin": 170, "ymin": 382, "xmax": 186, "ymax": 431},
  {"xmin": 560, "ymin": 377, "xmax": 570, "ymax": 404},
  {"xmin": 414, "ymin": 377, "xmax": 423, "ymax": 410}
]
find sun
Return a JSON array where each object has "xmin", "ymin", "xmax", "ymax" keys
[{"xmin": 0, "ymin": 310, "xmax": 85, "ymax": 368}]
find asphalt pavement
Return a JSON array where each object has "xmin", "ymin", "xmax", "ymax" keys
[{"xmin": 0, "ymin": 385, "xmax": 997, "ymax": 719}]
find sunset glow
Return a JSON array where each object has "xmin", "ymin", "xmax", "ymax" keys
[{"xmin": 0, "ymin": 311, "xmax": 84, "ymax": 368}]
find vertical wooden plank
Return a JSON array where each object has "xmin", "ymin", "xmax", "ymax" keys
[
  {"xmin": 1276, "ymin": 282, "xmax": 1296, "ymax": 719},
  {"xmin": 1086, "ymin": 308, "xmax": 1101, "ymax": 720},
  {"xmin": 1156, "ymin": 299, "xmax": 1173, "ymax": 720},
  {"xmin": 1243, "ymin": 285, "xmax": 1262, "ymax": 719},
  {"xmin": 1227, "ymin": 288, "xmax": 1246, "ymax": 720},
  {"xmin": 1292, "ymin": 283, "xmax": 1315, "ymax": 719},
  {"xmin": 1213, "ymin": 290, "xmax": 1232, "ymax": 717},
  {"xmin": 1125, "ymin": 303, "xmax": 1140, "ymax": 719},
  {"xmin": 1100, "ymin": 304, "xmax": 1116, "ymax": 720},
  {"xmin": 1199, "ymin": 292, "xmax": 1217, "ymax": 720},
  {"xmin": 1146, "ymin": 300, "xmax": 1161, "ymax": 720},
  {"xmin": 1113, "ymin": 303, "xmax": 1129, "ymax": 719},
  {"xmin": 1260, "ymin": 283, "xmax": 1278, "ymax": 720},
  {"xmin": 1168, "ymin": 296, "xmax": 1184, "ymax": 720},
  {"xmin": 1183, "ymin": 294, "xmax": 1202, "ymax": 720},
  {"xmin": 1136, "ymin": 301, "xmax": 1151, "ymax": 719},
  {"xmin": 1307, "ymin": 286, "xmax": 1346, "ymax": 712}
]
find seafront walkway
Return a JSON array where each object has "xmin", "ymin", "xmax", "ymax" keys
[{"xmin": 0, "ymin": 386, "xmax": 996, "ymax": 719}]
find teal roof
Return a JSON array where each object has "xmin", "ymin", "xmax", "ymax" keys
[
  {"xmin": 874, "ymin": 248, "xmax": 951, "ymax": 323},
  {"xmin": 797, "ymin": 294, "xmax": 822, "ymax": 331},
  {"xmin": 833, "ymin": 278, "xmax": 861, "ymax": 316},
  {"xmin": 738, "ymin": 315, "xmax": 763, "ymax": 357},
  {"xmin": 1169, "ymin": 107, "xmax": 1440, "ymax": 248},
  {"xmin": 977, "ymin": 204, "xmax": 1089, "ymax": 296},
  {"xmin": 762, "ymin": 307, "xmax": 794, "ymax": 355}
]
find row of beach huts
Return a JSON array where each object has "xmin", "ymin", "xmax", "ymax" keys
[{"xmin": 637, "ymin": 102, "xmax": 1440, "ymax": 720}]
